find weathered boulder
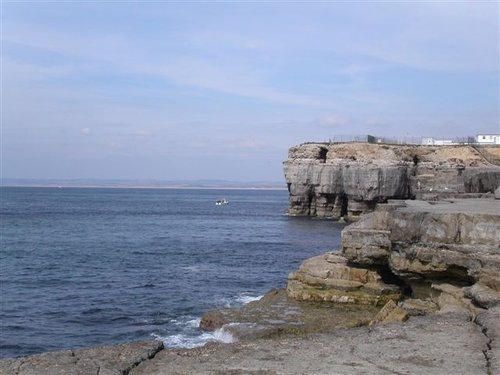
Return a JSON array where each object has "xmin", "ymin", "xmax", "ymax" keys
[
  {"xmin": 368, "ymin": 300, "xmax": 409, "ymax": 326},
  {"xmin": 199, "ymin": 311, "xmax": 225, "ymax": 331},
  {"xmin": 430, "ymin": 283, "xmax": 478, "ymax": 316},
  {"xmin": 464, "ymin": 283, "xmax": 500, "ymax": 309},
  {"xmin": 287, "ymin": 253, "xmax": 401, "ymax": 305},
  {"xmin": 399, "ymin": 298, "xmax": 439, "ymax": 316}
]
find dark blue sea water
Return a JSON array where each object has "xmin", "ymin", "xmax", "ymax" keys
[{"xmin": 0, "ymin": 187, "xmax": 344, "ymax": 359}]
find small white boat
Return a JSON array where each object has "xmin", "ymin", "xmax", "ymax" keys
[{"xmin": 216, "ymin": 198, "xmax": 229, "ymax": 206}]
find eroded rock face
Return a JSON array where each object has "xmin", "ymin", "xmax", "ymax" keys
[
  {"xmin": 287, "ymin": 253, "xmax": 401, "ymax": 306},
  {"xmin": 284, "ymin": 143, "xmax": 500, "ymax": 219},
  {"xmin": 288, "ymin": 198, "xmax": 500, "ymax": 313},
  {"xmin": 341, "ymin": 200, "xmax": 500, "ymax": 290}
]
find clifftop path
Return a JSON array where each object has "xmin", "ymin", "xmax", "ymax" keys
[{"xmin": 283, "ymin": 142, "xmax": 500, "ymax": 219}]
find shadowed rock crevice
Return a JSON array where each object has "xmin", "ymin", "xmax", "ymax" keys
[
  {"xmin": 318, "ymin": 146, "xmax": 328, "ymax": 163},
  {"xmin": 122, "ymin": 343, "xmax": 164, "ymax": 375},
  {"xmin": 474, "ymin": 310, "xmax": 499, "ymax": 375},
  {"xmin": 480, "ymin": 325, "xmax": 492, "ymax": 375},
  {"xmin": 376, "ymin": 265, "xmax": 412, "ymax": 296}
]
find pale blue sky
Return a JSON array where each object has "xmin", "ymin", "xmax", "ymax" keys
[{"xmin": 2, "ymin": 1, "xmax": 499, "ymax": 181}]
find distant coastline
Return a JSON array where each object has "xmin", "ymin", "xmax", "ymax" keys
[{"xmin": 1, "ymin": 179, "xmax": 287, "ymax": 190}]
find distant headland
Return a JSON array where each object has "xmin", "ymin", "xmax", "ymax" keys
[{"xmin": 1, "ymin": 179, "xmax": 286, "ymax": 190}]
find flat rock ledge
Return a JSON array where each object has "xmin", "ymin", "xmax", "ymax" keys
[
  {"xmin": 130, "ymin": 312, "xmax": 497, "ymax": 375},
  {"xmin": 3, "ymin": 310, "xmax": 497, "ymax": 375},
  {"xmin": 0, "ymin": 340, "xmax": 163, "ymax": 375}
]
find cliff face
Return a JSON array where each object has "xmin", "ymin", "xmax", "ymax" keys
[
  {"xmin": 284, "ymin": 143, "xmax": 500, "ymax": 219},
  {"xmin": 288, "ymin": 198, "xmax": 500, "ymax": 311}
]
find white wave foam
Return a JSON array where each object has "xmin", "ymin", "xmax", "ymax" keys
[
  {"xmin": 186, "ymin": 318, "xmax": 201, "ymax": 327},
  {"xmin": 212, "ymin": 327, "xmax": 235, "ymax": 344},
  {"xmin": 235, "ymin": 293, "xmax": 263, "ymax": 305},
  {"xmin": 153, "ymin": 326, "xmax": 235, "ymax": 349},
  {"xmin": 221, "ymin": 292, "xmax": 263, "ymax": 308},
  {"xmin": 168, "ymin": 316, "xmax": 199, "ymax": 327},
  {"xmin": 180, "ymin": 265, "xmax": 201, "ymax": 272}
]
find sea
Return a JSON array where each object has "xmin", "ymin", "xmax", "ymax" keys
[{"xmin": 0, "ymin": 187, "xmax": 344, "ymax": 359}]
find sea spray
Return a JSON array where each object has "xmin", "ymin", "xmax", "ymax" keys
[
  {"xmin": 153, "ymin": 326, "xmax": 235, "ymax": 348},
  {"xmin": 154, "ymin": 294, "xmax": 263, "ymax": 348}
]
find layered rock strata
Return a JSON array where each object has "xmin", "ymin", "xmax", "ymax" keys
[
  {"xmin": 287, "ymin": 198, "xmax": 500, "ymax": 314},
  {"xmin": 284, "ymin": 142, "xmax": 500, "ymax": 219},
  {"xmin": 287, "ymin": 253, "xmax": 401, "ymax": 306}
]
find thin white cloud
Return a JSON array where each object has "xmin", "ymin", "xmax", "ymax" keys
[
  {"xmin": 316, "ymin": 115, "xmax": 352, "ymax": 128},
  {"xmin": 80, "ymin": 127, "xmax": 91, "ymax": 136},
  {"xmin": 2, "ymin": 2, "xmax": 498, "ymax": 180}
]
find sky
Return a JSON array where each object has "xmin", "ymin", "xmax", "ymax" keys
[{"xmin": 2, "ymin": 1, "xmax": 499, "ymax": 182}]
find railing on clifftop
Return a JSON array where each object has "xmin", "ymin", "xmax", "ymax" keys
[{"xmin": 311, "ymin": 135, "xmax": 480, "ymax": 146}]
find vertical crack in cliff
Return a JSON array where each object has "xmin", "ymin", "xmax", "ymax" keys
[
  {"xmin": 319, "ymin": 147, "xmax": 328, "ymax": 163},
  {"xmin": 341, "ymin": 194, "xmax": 348, "ymax": 218},
  {"xmin": 454, "ymin": 214, "xmax": 462, "ymax": 244},
  {"xmin": 474, "ymin": 316, "xmax": 493, "ymax": 375}
]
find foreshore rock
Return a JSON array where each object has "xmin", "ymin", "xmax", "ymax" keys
[
  {"xmin": 288, "ymin": 198, "xmax": 500, "ymax": 314},
  {"xmin": 2, "ymin": 310, "xmax": 497, "ymax": 375},
  {"xmin": 0, "ymin": 340, "xmax": 163, "ymax": 375},
  {"xmin": 284, "ymin": 142, "xmax": 500, "ymax": 219},
  {"xmin": 287, "ymin": 253, "xmax": 401, "ymax": 306},
  {"xmin": 368, "ymin": 299, "xmax": 409, "ymax": 325},
  {"xmin": 199, "ymin": 288, "xmax": 379, "ymax": 340}
]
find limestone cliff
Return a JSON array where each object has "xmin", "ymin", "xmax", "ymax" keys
[
  {"xmin": 284, "ymin": 142, "xmax": 500, "ymax": 219},
  {"xmin": 288, "ymin": 198, "xmax": 500, "ymax": 313}
]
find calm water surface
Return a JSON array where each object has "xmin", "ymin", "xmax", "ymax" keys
[{"xmin": 0, "ymin": 187, "xmax": 344, "ymax": 358}]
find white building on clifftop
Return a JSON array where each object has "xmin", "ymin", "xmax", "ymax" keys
[
  {"xmin": 421, "ymin": 137, "xmax": 457, "ymax": 146},
  {"xmin": 476, "ymin": 134, "xmax": 500, "ymax": 145}
]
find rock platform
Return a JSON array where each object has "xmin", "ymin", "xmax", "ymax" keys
[
  {"xmin": 0, "ymin": 340, "xmax": 163, "ymax": 375},
  {"xmin": 129, "ymin": 310, "xmax": 498, "ymax": 375},
  {"xmin": 2, "ymin": 309, "xmax": 497, "ymax": 374}
]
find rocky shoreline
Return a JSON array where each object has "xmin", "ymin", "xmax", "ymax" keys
[
  {"xmin": 3, "ymin": 197, "xmax": 498, "ymax": 374},
  {"xmin": 2, "ymin": 309, "xmax": 497, "ymax": 374},
  {"xmin": 284, "ymin": 143, "xmax": 500, "ymax": 219},
  {"xmin": 2, "ymin": 143, "xmax": 499, "ymax": 375}
]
